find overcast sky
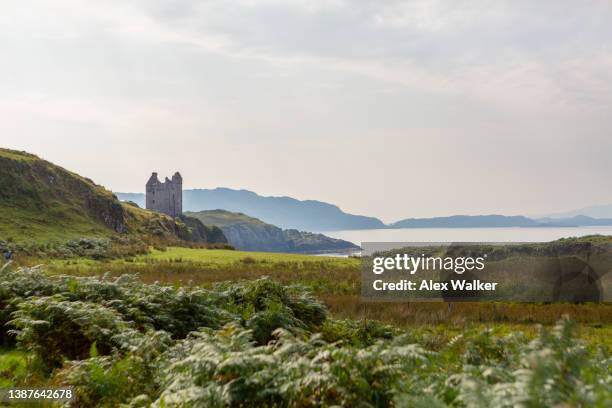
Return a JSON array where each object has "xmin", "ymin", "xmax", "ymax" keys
[{"xmin": 2, "ymin": 0, "xmax": 611, "ymax": 221}]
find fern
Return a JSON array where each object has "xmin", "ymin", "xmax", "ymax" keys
[{"xmin": 0, "ymin": 268, "xmax": 609, "ymax": 407}]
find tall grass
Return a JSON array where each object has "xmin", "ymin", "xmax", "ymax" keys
[{"xmin": 39, "ymin": 248, "xmax": 612, "ymax": 327}]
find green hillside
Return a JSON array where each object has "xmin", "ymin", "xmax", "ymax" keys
[
  {"xmin": 189, "ymin": 209, "xmax": 269, "ymax": 228},
  {"xmin": 0, "ymin": 148, "xmax": 225, "ymax": 250},
  {"xmin": 186, "ymin": 209, "xmax": 359, "ymax": 253}
]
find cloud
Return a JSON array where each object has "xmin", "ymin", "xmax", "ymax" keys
[
  {"xmin": 2, "ymin": 0, "xmax": 612, "ymax": 218},
  {"xmin": 371, "ymin": 0, "xmax": 510, "ymax": 31},
  {"xmin": 96, "ymin": 0, "xmax": 612, "ymax": 116},
  {"xmin": 233, "ymin": 0, "xmax": 348, "ymax": 14}
]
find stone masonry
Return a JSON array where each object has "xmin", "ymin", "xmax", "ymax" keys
[{"xmin": 146, "ymin": 172, "xmax": 183, "ymax": 217}]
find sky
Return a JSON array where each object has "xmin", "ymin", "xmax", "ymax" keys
[{"xmin": 1, "ymin": 0, "xmax": 612, "ymax": 222}]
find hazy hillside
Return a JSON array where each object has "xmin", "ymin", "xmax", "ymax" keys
[
  {"xmin": 390, "ymin": 215, "xmax": 541, "ymax": 228},
  {"xmin": 0, "ymin": 148, "xmax": 226, "ymax": 247},
  {"xmin": 186, "ymin": 209, "xmax": 359, "ymax": 253},
  {"xmin": 537, "ymin": 215, "xmax": 612, "ymax": 227},
  {"xmin": 541, "ymin": 204, "xmax": 612, "ymax": 219},
  {"xmin": 118, "ymin": 190, "xmax": 612, "ymax": 231},
  {"xmin": 117, "ymin": 188, "xmax": 385, "ymax": 231}
]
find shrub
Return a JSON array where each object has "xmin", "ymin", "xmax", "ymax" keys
[
  {"xmin": 57, "ymin": 330, "xmax": 172, "ymax": 407},
  {"xmin": 319, "ymin": 318, "xmax": 396, "ymax": 346},
  {"xmin": 152, "ymin": 325, "xmax": 431, "ymax": 407},
  {"xmin": 8, "ymin": 296, "xmax": 129, "ymax": 369},
  {"xmin": 0, "ymin": 268, "xmax": 233, "ymax": 343},
  {"xmin": 397, "ymin": 317, "xmax": 612, "ymax": 407},
  {"xmin": 216, "ymin": 278, "xmax": 327, "ymax": 344}
]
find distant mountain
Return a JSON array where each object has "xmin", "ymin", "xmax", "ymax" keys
[
  {"xmin": 116, "ymin": 188, "xmax": 385, "ymax": 231},
  {"xmin": 536, "ymin": 215, "xmax": 612, "ymax": 227},
  {"xmin": 117, "ymin": 189, "xmax": 612, "ymax": 230},
  {"xmin": 186, "ymin": 210, "xmax": 359, "ymax": 253},
  {"xmin": 390, "ymin": 215, "xmax": 541, "ymax": 228},
  {"xmin": 539, "ymin": 204, "xmax": 612, "ymax": 219}
]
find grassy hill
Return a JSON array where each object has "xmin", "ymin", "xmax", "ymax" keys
[
  {"xmin": 186, "ymin": 209, "xmax": 359, "ymax": 253},
  {"xmin": 0, "ymin": 148, "xmax": 226, "ymax": 252},
  {"xmin": 189, "ymin": 209, "xmax": 269, "ymax": 228}
]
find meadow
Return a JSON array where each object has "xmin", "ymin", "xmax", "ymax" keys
[{"xmin": 42, "ymin": 247, "xmax": 612, "ymax": 327}]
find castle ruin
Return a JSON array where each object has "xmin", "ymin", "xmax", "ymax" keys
[{"xmin": 146, "ymin": 172, "xmax": 183, "ymax": 218}]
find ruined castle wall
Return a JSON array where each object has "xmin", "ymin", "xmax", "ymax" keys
[
  {"xmin": 172, "ymin": 174, "xmax": 182, "ymax": 216},
  {"xmin": 146, "ymin": 173, "xmax": 182, "ymax": 217}
]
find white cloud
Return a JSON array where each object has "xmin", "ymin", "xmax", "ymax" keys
[
  {"xmin": 371, "ymin": 0, "xmax": 510, "ymax": 31},
  {"xmin": 233, "ymin": 0, "xmax": 348, "ymax": 14}
]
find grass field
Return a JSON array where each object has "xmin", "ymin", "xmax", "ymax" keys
[
  {"xmin": 138, "ymin": 247, "xmax": 358, "ymax": 265},
  {"xmin": 35, "ymin": 247, "xmax": 612, "ymax": 331},
  {"xmin": 42, "ymin": 247, "xmax": 361, "ymax": 294}
]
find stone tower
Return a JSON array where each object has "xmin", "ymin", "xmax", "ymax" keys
[{"xmin": 145, "ymin": 172, "xmax": 183, "ymax": 217}]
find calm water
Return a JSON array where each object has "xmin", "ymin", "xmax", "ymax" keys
[{"xmin": 324, "ymin": 226, "xmax": 612, "ymax": 247}]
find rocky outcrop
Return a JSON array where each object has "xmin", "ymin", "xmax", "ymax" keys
[
  {"xmin": 178, "ymin": 215, "xmax": 227, "ymax": 244},
  {"xmin": 281, "ymin": 229, "xmax": 360, "ymax": 254},
  {"xmin": 86, "ymin": 194, "xmax": 126, "ymax": 233}
]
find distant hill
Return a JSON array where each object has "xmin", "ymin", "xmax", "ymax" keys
[
  {"xmin": 536, "ymin": 215, "xmax": 612, "ymax": 227},
  {"xmin": 539, "ymin": 204, "xmax": 612, "ymax": 219},
  {"xmin": 117, "ymin": 188, "xmax": 385, "ymax": 231},
  {"xmin": 390, "ymin": 215, "xmax": 541, "ymax": 228},
  {"xmin": 0, "ymin": 148, "xmax": 226, "ymax": 247},
  {"xmin": 186, "ymin": 210, "xmax": 359, "ymax": 253},
  {"xmin": 118, "ymin": 189, "xmax": 612, "ymax": 230}
]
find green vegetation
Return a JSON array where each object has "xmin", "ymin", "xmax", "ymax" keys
[
  {"xmin": 39, "ymin": 247, "xmax": 612, "ymax": 327},
  {"xmin": 0, "ymin": 267, "xmax": 609, "ymax": 407},
  {"xmin": 2, "ymin": 242, "xmax": 612, "ymax": 407},
  {"xmin": 0, "ymin": 349, "xmax": 28, "ymax": 388},
  {"xmin": 186, "ymin": 209, "xmax": 269, "ymax": 227},
  {"xmin": 0, "ymin": 148, "xmax": 118, "ymax": 242},
  {"xmin": 45, "ymin": 247, "xmax": 359, "ymax": 272},
  {"xmin": 140, "ymin": 246, "xmax": 355, "ymax": 265},
  {"xmin": 42, "ymin": 247, "xmax": 360, "ymax": 295},
  {"xmin": 149, "ymin": 318, "xmax": 610, "ymax": 407}
]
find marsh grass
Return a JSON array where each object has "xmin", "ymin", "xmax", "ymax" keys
[{"xmin": 322, "ymin": 295, "xmax": 612, "ymax": 324}]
